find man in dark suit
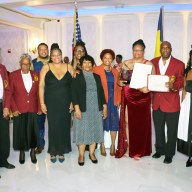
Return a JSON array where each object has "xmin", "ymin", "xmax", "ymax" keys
[
  {"xmin": 32, "ymin": 43, "xmax": 49, "ymax": 154},
  {"xmin": 0, "ymin": 64, "xmax": 15, "ymax": 170},
  {"xmin": 151, "ymin": 41, "xmax": 185, "ymax": 164}
]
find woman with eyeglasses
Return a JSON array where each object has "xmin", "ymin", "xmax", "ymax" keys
[
  {"xmin": 71, "ymin": 41, "xmax": 88, "ymax": 71},
  {"xmin": 39, "ymin": 47, "xmax": 75, "ymax": 163},
  {"xmin": 9, "ymin": 53, "xmax": 41, "ymax": 164},
  {"xmin": 116, "ymin": 39, "xmax": 155, "ymax": 160}
]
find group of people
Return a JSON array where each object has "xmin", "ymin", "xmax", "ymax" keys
[{"xmin": 0, "ymin": 38, "xmax": 191, "ymax": 177}]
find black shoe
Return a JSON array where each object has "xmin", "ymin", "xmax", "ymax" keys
[
  {"xmin": 0, "ymin": 162, "xmax": 15, "ymax": 169},
  {"xmin": 19, "ymin": 151, "xmax": 25, "ymax": 164},
  {"xmin": 78, "ymin": 156, "xmax": 84, "ymax": 166},
  {"xmin": 186, "ymin": 160, "xmax": 192, "ymax": 167},
  {"xmin": 78, "ymin": 161, "xmax": 84, "ymax": 166},
  {"xmin": 89, "ymin": 154, "xmax": 98, "ymax": 164},
  {"xmin": 152, "ymin": 152, "xmax": 161, "ymax": 159},
  {"xmin": 163, "ymin": 157, "xmax": 172, "ymax": 164},
  {"xmin": 30, "ymin": 150, "xmax": 37, "ymax": 164}
]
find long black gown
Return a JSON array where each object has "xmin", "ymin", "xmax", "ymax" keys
[
  {"xmin": 177, "ymin": 80, "xmax": 192, "ymax": 156},
  {"xmin": 45, "ymin": 68, "xmax": 72, "ymax": 155}
]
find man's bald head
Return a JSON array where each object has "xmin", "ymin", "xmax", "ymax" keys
[{"xmin": 160, "ymin": 41, "xmax": 172, "ymax": 59}]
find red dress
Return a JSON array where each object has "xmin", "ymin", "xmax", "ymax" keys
[{"xmin": 115, "ymin": 63, "xmax": 152, "ymax": 158}]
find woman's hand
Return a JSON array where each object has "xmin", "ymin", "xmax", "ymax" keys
[
  {"xmin": 102, "ymin": 105, "xmax": 107, "ymax": 119},
  {"xmin": 37, "ymin": 111, "xmax": 42, "ymax": 115},
  {"xmin": 3, "ymin": 108, "xmax": 9, "ymax": 118},
  {"xmin": 41, "ymin": 104, "xmax": 47, "ymax": 114},
  {"xmin": 13, "ymin": 111, "xmax": 21, "ymax": 117},
  {"xmin": 139, "ymin": 87, "xmax": 149, "ymax": 93},
  {"xmin": 118, "ymin": 80, "xmax": 127, "ymax": 87},
  {"xmin": 69, "ymin": 102, "xmax": 74, "ymax": 113},
  {"xmin": 75, "ymin": 108, "xmax": 82, "ymax": 120}
]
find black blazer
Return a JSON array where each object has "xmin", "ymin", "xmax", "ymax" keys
[{"xmin": 71, "ymin": 72, "xmax": 106, "ymax": 112}]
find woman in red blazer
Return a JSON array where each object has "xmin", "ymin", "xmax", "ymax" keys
[
  {"xmin": 9, "ymin": 53, "xmax": 41, "ymax": 164},
  {"xmin": 93, "ymin": 49, "xmax": 121, "ymax": 156}
]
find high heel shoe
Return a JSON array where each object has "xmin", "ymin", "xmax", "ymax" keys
[
  {"xmin": 186, "ymin": 160, "xmax": 192, "ymax": 167},
  {"xmin": 89, "ymin": 154, "xmax": 98, "ymax": 164},
  {"xmin": 19, "ymin": 151, "xmax": 25, "ymax": 164},
  {"xmin": 110, "ymin": 145, "xmax": 115, "ymax": 156},
  {"xmin": 78, "ymin": 156, "xmax": 84, "ymax": 166},
  {"xmin": 100, "ymin": 145, "xmax": 107, "ymax": 156},
  {"xmin": 50, "ymin": 155, "xmax": 57, "ymax": 163},
  {"xmin": 58, "ymin": 155, "xmax": 65, "ymax": 163},
  {"xmin": 30, "ymin": 149, "xmax": 37, "ymax": 164}
]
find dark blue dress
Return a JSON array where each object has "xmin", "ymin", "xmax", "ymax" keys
[{"xmin": 103, "ymin": 70, "xmax": 119, "ymax": 132}]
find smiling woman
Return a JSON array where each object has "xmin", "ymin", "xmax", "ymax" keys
[
  {"xmin": 93, "ymin": 49, "xmax": 121, "ymax": 157},
  {"xmin": 39, "ymin": 47, "xmax": 75, "ymax": 163},
  {"xmin": 71, "ymin": 55, "xmax": 107, "ymax": 166},
  {"xmin": 9, "ymin": 53, "xmax": 41, "ymax": 165}
]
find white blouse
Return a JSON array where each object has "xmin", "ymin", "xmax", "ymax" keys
[{"xmin": 21, "ymin": 71, "xmax": 32, "ymax": 93}]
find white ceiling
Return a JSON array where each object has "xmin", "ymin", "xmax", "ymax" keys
[
  {"xmin": 0, "ymin": 0, "xmax": 192, "ymax": 30},
  {"xmin": 0, "ymin": 0, "xmax": 192, "ymax": 19}
]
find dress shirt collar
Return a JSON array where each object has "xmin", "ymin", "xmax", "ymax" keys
[{"xmin": 159, "ymin": 56, "xmax": 172, "ymax": 75}]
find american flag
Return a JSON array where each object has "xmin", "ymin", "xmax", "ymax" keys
[{"xmin": 72, "ymin": 2, "xmax": 82, "ymax": 51}]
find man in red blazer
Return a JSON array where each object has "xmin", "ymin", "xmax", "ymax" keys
[
  {"xmin": 151, "ymin": 41, "xmax": 185, "ymax": 164},
  {"xmin": 0, "ymin": 64, "xmax": 15, "ymax": 170}
]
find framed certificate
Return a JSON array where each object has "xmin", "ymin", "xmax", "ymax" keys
[
  {"xmin": 129, "ymin": 63, "xmax": 152, "ymax": 89},
  {"xmin": 148, "ymin": 75, "xmax": 169, "ymax": 92}
]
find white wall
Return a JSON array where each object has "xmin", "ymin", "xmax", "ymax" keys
[
  {"xmin": 43, "ymin": 11, "xmax": 192, "ymax": 65},
  {"xmin": 2, "ymin": 10, "xmax": 192, "ymax": 71},
  {"xmin": 0, "ymin": 28, "xmax": 28, "ymax": 72},
  {"xmin": 0, "ymin": 27, "xmax": 43, "ymax": 72}
]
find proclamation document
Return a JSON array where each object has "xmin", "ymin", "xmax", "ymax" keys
[
  {"xmin": 129, "ymin": 63, "xmax": 152, "ymax": 89},
  {"xmin": 148, "ymin": 75, "xmax": 169, "ymax": 92}
]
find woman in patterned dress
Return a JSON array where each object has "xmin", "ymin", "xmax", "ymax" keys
[{"xmin": 71, "ymin": 55, "xmax": 107, "ymax": 166}]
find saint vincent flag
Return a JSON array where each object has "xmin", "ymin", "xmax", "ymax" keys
[{"xmin": 154, "ymin": 7, "xmax": 163, "ymax": 57}]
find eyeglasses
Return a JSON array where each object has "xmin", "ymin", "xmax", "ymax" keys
[
  {"xmin": 21, "ymin": 64, "xmax": 30, "ymax": 66},
  {"xmin": 133, "ymin": 49, "xmax": 144, "ymax": 52},
  {"xmin": 51, "ymin": 54, "xmax": 62, "ymax": 57},
  {"xmin": 75, "ymin": 49, "xmax": 85, "ymax": 53}
]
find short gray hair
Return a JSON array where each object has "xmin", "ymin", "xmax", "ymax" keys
[{"xmin": 19, "ymin": 53, "xmax": 32, "ymax": 64}]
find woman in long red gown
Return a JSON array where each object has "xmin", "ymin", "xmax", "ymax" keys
[{"xmin": 115, "ymin": 39, "xmax": 155, "ymax": 160}]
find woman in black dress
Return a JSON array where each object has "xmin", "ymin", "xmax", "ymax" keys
[
  {"xmin": 177, "ymin": 50, "xmax": 192, "ymax": 167},
  {"xmin": 39, "ymin": 48, "xmax": 74, "ymax": 163}
]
